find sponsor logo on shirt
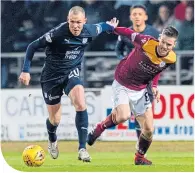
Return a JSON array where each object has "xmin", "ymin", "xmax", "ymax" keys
[
  {"xmin": 139, "ymin": 61, "xmax": 159, "ymax": 74},
  {"xmin": 65, "ymin": 50, "xmax": 81, "ymax": 60}
]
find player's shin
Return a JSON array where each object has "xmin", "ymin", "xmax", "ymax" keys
[
  {"xmin": 75, "ymin": 109, "xmax": 88, "ymax": 150},
  {"xmin": 97, "ymin": 113, "xmax": 117, "ymax": 135},
  {"xmin": 135, "ymin": 118, "xmax": 141, "ymax": 139},
  {"xmin": 134, "ymin": 131, "xmax": 153, "ymax": 165},
  {"xmin": 87, "ymin": 113, "xmax": 118, "ymax": 146},
  {"xmin": 46, "ymin": 118, "xmax": 58, "ymax": 142},
  {"xmin": 137, "ymin": 131, "xmax": 153, "ymax": 156}
]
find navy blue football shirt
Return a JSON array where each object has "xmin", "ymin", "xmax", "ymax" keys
[{"xmin": 22, "ymin": 22, "xmax": 114, "ymax": 82}]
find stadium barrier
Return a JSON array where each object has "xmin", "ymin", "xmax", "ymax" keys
[
  {"xmin": 1, "ymin": 86, "xmax": 194, "ymax": 141},
  {"xmin": 1, "ymin": 51, "xmax": 194, "ymax": 87}
]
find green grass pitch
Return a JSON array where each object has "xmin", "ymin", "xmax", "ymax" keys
[{"xmin": 1, "ymin": 141, "xmax": 194, "ymax": 172}]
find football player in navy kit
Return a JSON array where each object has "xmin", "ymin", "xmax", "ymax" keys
[{"xmin": 19, "ymin": 6, "xmax": 118, "ymax": 162}]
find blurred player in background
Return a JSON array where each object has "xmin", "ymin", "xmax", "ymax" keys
[
  {"xmin": 19, "ymin": 6, "xmax": 118, "ymax": 162},
  {"xmin": 116, "ymin": 5, "xmax": 159, "ymax": 59},
  {"xmin": 88, "ymin": 19, "xmax": 178, "ymax": 165},
  {"xmin": 115, "ymin": 5, "xmax": 160, "ymax": 151}
]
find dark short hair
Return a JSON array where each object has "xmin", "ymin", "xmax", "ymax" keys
[
  {"xmin": 130, "ymin": 5, "xmax": 147, "ymax": 14},
  {"xmin": 162, "ymin": 26, "xmax": 179, "ymax": 39}
]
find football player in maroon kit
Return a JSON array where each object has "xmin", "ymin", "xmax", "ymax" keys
[{"xmin": 87, "ymin": 18, "xmax": 178, "ymax": 165}]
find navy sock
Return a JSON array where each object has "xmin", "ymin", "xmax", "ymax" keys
[
  {"xmin": 46, "ymin": 118, "xmax": 58, "ymax": 142},
  {"xmin": 75, "ymin": 110, "xmax": 88, "ymax": 150}
]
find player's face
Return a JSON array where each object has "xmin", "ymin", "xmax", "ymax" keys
[
  {"xmin": 158, "ymin": 34, "xmax": 176, "ymax": 56},
  {"xmin": 185, "ymin": 6, "xmax": 193, "ymax": 21},
  {"xmin": 68, "ymin": 12, "xmax": 87, "ymax": 36},
  {"xmin": 130, "ymin": 8, "xmax": 148, "ymax": 26}
]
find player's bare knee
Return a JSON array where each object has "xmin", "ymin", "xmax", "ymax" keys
[
  {"xmin": 115, "ymin": 107, "xmax": 130, "ymax": 123},
  {"xmin": 74, "ymin": 101, "xmax": 86, "ymax": 111},
  {"xmin": 49, "ymin": 117, "xmax": 60, "ymax": 126},
  {"xmin": 120, "ymin": 113, "xmax": 131, "ymax": 122},
  {"xmin": 144, "ymin": 126, "xmax": 154, "ymax": 133},
  {"xmin": 53, "ymin": 117, "xmax": 61, "ymax": 126},
  {"xmin": 69, "ymin": 86, "xmax": 86, "ymax": 111}
]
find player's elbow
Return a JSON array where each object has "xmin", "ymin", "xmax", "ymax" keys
[{"xmin": 27, "ymin": 40, "xmax": 40, "ymax": 52}]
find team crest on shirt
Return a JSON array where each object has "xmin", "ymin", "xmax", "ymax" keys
[
  {"xmin": 82, "ymin": 38, "xmax": 88, "ymax": 44},
  {"xmin": 159, "ymin": 61, "xmax": 166, "ymax": 67}
]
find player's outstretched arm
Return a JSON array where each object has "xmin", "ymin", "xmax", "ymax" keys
[
  {"xmin": 114, "ymin": 27, "xmax": 135, "ymax": 37},
  {"xmin": 114, "ymin": 27, "xmax": 152, "ymax": 47},
  {"xmin": 88, "ymin": 17, "xmax": 119, "ymax": 37}
]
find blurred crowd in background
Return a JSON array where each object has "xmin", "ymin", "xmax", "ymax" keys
[
  {"xmin": 1, "ymin": 0, "xmax": 194, "ymax": 88},
  {"xmin": 2, "ymin": 0, "xmax": 194, "ymax": 52}
]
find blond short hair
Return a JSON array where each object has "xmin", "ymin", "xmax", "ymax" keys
[{"xmin": 68, "ymin": 6, "xmax": 85, "ymax": 16}]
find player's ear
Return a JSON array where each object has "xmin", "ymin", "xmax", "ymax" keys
[
  {"xmin": 174, "ymin": 41, "xmax": 177, "ymax": 48},
  {"xmin": 158, "ymin": 34, "xmax": 162, "ymax": 41},
  {"xmin": 84, "ymin": 17, "xmax": 87, "ymax": 24},
  {"xmin": 130, "ymin": 14, "xmax": 133, "ymax": 22},
  {"xmin": 144, "ymin": 14, "xmax": 148, "ymax": 21}
]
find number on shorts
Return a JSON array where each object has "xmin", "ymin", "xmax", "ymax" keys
[
  {"xmin": 68, "ymin": 68, "xmax": 80, "ymax": 79},
  {"xmin": 144, "ymin": 92, "xmax": 150, "ymax": 102}
]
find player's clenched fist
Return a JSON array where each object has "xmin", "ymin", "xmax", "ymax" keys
[{"xmin": 19, "ymin": 72, "xmax": 31, "ymax": 86}]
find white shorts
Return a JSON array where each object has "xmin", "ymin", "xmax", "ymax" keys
[{"xmin": 112, "ymin": 80, "xmax": 152, "ymax": 116}]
